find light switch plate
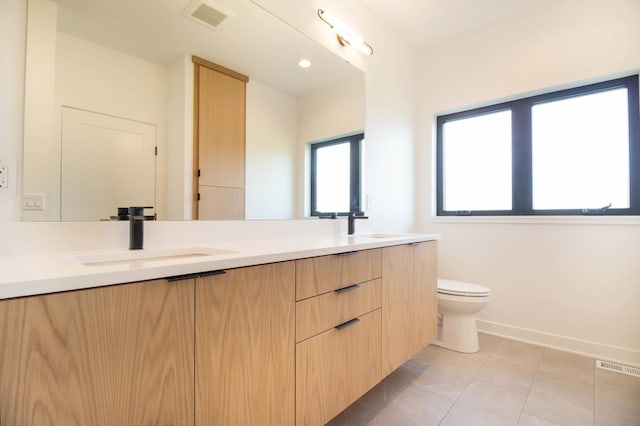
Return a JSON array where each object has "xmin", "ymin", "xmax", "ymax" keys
[{"xmin": 23, "ymin": 193, "xmax": 46, "ymax": 211}]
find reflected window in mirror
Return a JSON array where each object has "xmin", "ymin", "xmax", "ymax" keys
[{"xmin": 310, "ymin": 134, "xmax": 364, "ymax": 216}]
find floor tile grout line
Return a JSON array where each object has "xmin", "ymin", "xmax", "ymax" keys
[
  {"xmin": 517, "ymin": 345, "xmax": 547, "ymax": 425},
  {"xmin": 435, "ymin": 336, "xmax": 504, "ymax": 425},
  {"xmin": 357, "ymin": 364, "xmax": 426, "ymax": 425}
]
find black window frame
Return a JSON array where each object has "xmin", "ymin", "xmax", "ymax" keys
[
  {"xmin": 436, "ymin": 75, "xmax": 640, "ymax": 216},
  {"xmin": 310, "ymin": 133, "xmax": 364, "ymax": 217}
]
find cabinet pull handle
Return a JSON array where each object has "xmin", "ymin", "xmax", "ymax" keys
[
  {"xmin": 409, "ymin": 241, "xmax": 423, "ymax": 246},
  {"xmin": 337, "ymin": 250, "xmax": 360, "ymax": 256},
  {"xmin": 167, "ymin": 269, "xmax": 226, "ymax": 282},
  {"xmin": 198, "ymin": 270, "xmax": 227, "ymax": 278},
  {"xmin": 335, "ymin": 317, "xmax": 360, "ymax": 330},
  {"xmin": 335, "ymin": 284, "xmax": 360, "ymax": 293},
  {"xmin": 167, "ymin": 273, "xmax": 199, "ymax": 282}
]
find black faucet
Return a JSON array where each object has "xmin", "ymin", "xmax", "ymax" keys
[
  {"xmin": 348, "ymin": 211, "xmax": 368, "ymax": 235},
  {"xmin": 121, "ymin": 206, "xmax": 155, "ymax": 250}
]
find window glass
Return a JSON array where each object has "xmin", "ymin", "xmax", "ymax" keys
[
  {"xmin": 436, "ymin": 74, "xmax": 639, "ymax": 216},
  {"xmin": 532, "ymin": 88, "xmax": 630, "ymax": 210},
  {"xmin": 315, "ymin": 142, "xmax": 351, "ymax": 213},
  {"xmin": 310, "ymin": 133, "xmax": 363, "ymax": 216},
  {"xmin": 442, "ymin": 110, "xmax": 512, "ymax": 211}
]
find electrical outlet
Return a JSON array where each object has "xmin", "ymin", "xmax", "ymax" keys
[
  {"xmin": 0, "ymin": 160, "xmax": 8, "ymax": 189},
  {"xmin": 0, "ymin": 159, "xmax": 17, "ymax": 197}
]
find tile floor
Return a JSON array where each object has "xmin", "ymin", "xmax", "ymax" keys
[{"xmin": 328, "ymin": 333, "xmax": 640, "ymax": 426}]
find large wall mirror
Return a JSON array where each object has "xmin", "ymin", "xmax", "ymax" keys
[{"xmin": 22, "ymin": 0, "xmax": 365, "ymax": 222}]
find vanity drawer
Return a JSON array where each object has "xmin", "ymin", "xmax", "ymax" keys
[
  {"xmin": 296, "ymin": 278, "xmax": 381, "ymax": 343},
  {"xmin": 295, "ymin": 248, "xmax": 382, "ymax": 300},
  {"xmin": 296, "ymin": 308, "xmax": 382, "ymax": 426}
]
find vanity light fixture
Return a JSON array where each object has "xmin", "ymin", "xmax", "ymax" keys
[{"xmin": 317, "ymin": 9, "xmax": 373, "ymax": 56}]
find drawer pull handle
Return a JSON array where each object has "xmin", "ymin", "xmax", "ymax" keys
[
  {"xmin": 335, "ymin": 318, "xmax": 360, "ymax": 330},
  {"xmin": 337, "ymin": 250, "xmax": 360, "ymax": 256},
  {"xmin": 335, "ymin": 284, "xmax": 361, "ymax": 293}
]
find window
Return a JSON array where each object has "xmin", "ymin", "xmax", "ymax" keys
[
  {"xmin": 436, "ymin": 75, "xmax": 640, "ymax": 216},
  {"xmin": 310, "ymin": 134, "xmax": 364, "ymax": 216}
]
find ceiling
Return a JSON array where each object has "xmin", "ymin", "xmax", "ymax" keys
[
  {"xmin": 361, "ymin": 0, "xmax": 561, "ymax": 50},
  {"xmin": 54, "ymin": 0, "xmax": 361, "ymax": 96}
]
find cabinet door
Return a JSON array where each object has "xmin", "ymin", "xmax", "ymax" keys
[
  {"xmin": 195, "ymin": 261, "xmax": 295, "ymax": 426},
  {"xmin": 414, "ymin": 241, "xmax": 438, "ymax": 349},
  {"xmin": 381, "ymin": 244, "xmax": 416, "ymax": 376},
  {"xmin": 296, "ymin": 309, "xmax": 382, "ymax": 426},
  {"xmin": 382, "ymin": 242, "xmax": 438, "ymax": 376},
  {"xmin": 0, "ymin": 279, "xmax": 195, "ymax": 426}
]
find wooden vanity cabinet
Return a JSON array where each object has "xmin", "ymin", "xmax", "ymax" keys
[
  {"xmin": 0, "ymin": 278, "xmax": 195, "ymax": 426},
  {"xmin": 195, "ymin": 261, "xmax": 296, "ymax": 426},
  {"xmin": 382, "ymin": 241, "xmax": 438, "ymax": 375},
  {"xmin": 0, "ymin": 241, "xmax": 436, "ymax": 426}
]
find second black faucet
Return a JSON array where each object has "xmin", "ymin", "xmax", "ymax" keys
[{"xmin": 347, "ymin": 211, "xmax": 368, "ymax": 235}]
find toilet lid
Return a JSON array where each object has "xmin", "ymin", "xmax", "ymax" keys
[{"xmin": 438, "ymin": 279, "xmax": 491, "ymax": 297}]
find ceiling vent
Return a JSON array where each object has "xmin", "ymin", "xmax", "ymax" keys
[{"xmin": 182, "ymin": 0, "xmax": 236, "ymax": 30}]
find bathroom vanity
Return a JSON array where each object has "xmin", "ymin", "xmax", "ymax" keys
[{"xmin": 0, "ymin": 222, "xmax": 438, "ymax": 426}]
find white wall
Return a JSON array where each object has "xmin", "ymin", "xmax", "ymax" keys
[
  {"xmin": 253, "ymin": 0, "xmax": 419, "ymax": 232},
  {"xmin": 417, "ymin": 0, "xmax": 640, "ymax": 365},
  {"xmin": 0, "ymin": 0, "xmax": 27, "ymax": 220},
  {"xmin": 298, "ymin": 75, "xmax": 365, "ymax": 143},
  {"xmin": 21, "ymin": 0, "xmax": 57, "ymax": 221},
  {"xmin": 167, "ymin": 55, "xmax": 194, "ymax": 221},
  {"xmin": 245, "ymin": 80, "xmax": 298, "ymax": 219}
]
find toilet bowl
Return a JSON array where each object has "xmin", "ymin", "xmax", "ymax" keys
[{"xmin": 432, "ymin": 279, "xmax": 490, "ymax": 353}]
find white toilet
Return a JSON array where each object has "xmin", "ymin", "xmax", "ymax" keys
[{"xmin": 433, "ymin": 279, "xmax": 491, "ymax": 353}]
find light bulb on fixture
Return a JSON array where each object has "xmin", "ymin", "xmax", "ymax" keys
[{"xmin": 317, "ymin": 9, "xmax": 373, "ymax": 56}]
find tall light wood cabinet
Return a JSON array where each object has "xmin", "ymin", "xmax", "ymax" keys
[
  {"xmin": 193, "ymin": 56, "xmax": 248, "ymax": 220},
  {"xmin": 381, "ymin": 241, "xmax": 438, "ymax": 376},
  {"xmin": 195, "ymin": 262, "xmax": 296, "ymax": 426},
  {"xmin": 0, "ymin": 279, "xmax": 195, "ymax": 426}
]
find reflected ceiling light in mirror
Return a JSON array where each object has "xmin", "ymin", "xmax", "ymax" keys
[
  {"xmin": 317, "ymin": 9, "xmax": 373, "ymax": 56},
  {"xmin": 298, "ymin": 59, "xmax": 312, "ymax": 68}
]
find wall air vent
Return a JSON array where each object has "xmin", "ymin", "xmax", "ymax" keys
[
  {"xmin": 596, "ymin": 360, "xmax": 640, "ymax": 378},
  {"xmin": 182, "ymin": 0, "xmax": 236, "ymax": 30}
]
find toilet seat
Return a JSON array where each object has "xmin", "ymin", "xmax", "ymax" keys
[{"xmin": 438, "ymin": 279, "xmax": 490, "ymax": 297}]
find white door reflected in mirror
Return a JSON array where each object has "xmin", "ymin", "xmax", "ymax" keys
[{"xmin": 61, "ymin": 107, "xmax": 156, "ymax": 221}]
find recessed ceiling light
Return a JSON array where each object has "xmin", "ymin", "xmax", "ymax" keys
[{"xmin": 298, "ymin": 59, "xmax": 312, "ymax": 68}]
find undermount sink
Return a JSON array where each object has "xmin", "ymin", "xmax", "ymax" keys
[
  {"xmin": 71, "ymin": 247, "xmax": 236, "ymax": 267},
  {"xmin": 364, "ymin": 233, "xmax": 408, "ymax": 239}
]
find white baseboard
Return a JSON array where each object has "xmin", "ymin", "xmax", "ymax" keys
[{"xmin": 476, "ymin": 319, "xmax": 640, "ymax": 368}]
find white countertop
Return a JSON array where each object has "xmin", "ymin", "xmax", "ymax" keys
[{"xmin": 0, "ymin": 232, "xmax": 439, "ymax": 300}]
